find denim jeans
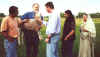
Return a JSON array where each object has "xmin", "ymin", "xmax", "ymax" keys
[
  {"xmin": 4, "ymin": 39, "xmax": 17, "ymax": 57},
  {"xmin": 46, "ymin": 34, "xmax": 60, "ymax": 57}
]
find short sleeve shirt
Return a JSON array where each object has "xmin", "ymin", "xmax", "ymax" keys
[{"xmin": 1, "ymin": 16, "xmax": 19, "ymax": 38}]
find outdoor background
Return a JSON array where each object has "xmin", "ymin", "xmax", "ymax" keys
[
  {"xmin": 0, "ymin": 0, "xmax": 100, "ymax": 57},
  {"xmin": 0, "ymin": 13, "xmax": 100, "ymax": 57}
]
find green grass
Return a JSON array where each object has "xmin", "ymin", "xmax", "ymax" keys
[{"xmin": 0, "ymin": 18, "xmax": 100, "ymax": 57}]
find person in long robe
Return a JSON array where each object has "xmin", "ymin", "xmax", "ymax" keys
[
  {"xmin": 79, "ymin": 14, "xmax": 96, "ymax": 57},
  {"xmin": 61, "ymin": 10, "xmax": 76, "ymax": 57}
]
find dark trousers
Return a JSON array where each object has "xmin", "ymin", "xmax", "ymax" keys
[
  {"xmin": 62, "ymin": 40, "xmax": 74, "ymax": 57},
  {"xmin": 23, "ymin": 30, "xmax": 39, "ymax": 57}
]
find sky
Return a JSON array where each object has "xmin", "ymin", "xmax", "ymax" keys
[{"xmin": 0, "ymin": 0, "xmax": 100, "ymax": 16}]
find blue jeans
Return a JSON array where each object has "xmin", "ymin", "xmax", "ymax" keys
[
  {"xmin": 46, "ymin": 34, "xmax": 60, "ymax": 57},
  {"xmin": 4, "ymin": 39, "xmax": 17, "ymax": 57}
]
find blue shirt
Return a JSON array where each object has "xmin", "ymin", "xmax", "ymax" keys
[
  {"xmin": 21, "ymin": 11, "xmax": 43, "ymax": 20},
  {"xmin": 43, "ymin": 10, "xmax": 61, "ymax": 35}
]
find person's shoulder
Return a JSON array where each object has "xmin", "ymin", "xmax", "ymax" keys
[
  {"xmin": 24, "ymin": 11, "xmax": 33, "ymax": 15},
  {"xmin": 53, "ymin": 10, "xmax": 60, "ymax": 16},
  {"xmin": 3, "ymin": 16, "xmax": 9, "ymax": 21},
  {"xmin": 1, "ymin": 16, "xmax": 10, "ymax": 24}
]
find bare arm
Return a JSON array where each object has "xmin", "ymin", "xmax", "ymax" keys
[
  {"xmin": 1, "ymin": 31, "xmax": 14, "ymax": 42},
  {"xmin": 83, "ymin": 29, "xmax": 89, "ymax": 32},
  {"xmin": 64, "ymin": 30, "xmax": 75, "ymax": 40}
]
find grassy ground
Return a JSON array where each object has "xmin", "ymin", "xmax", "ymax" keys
[{"xmin": 0, "ymin": 17, "xmax": 100, "ymax": 57}]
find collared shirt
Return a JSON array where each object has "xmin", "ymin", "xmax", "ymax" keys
[
  {"xmin": 20, "ymin": 11, "xmax": 43, "ymax": 20},
  {"xmin": 1, "ymin": 16, "xmax": 19, "ymax": 38},
  {"xmin": 43, "ymin": 10, "xmax": 61, "ymax": 35}
]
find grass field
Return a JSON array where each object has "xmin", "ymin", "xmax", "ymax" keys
[{"xmin": 0, "ymin": 17, "xmax": 100, "ymax": 57}]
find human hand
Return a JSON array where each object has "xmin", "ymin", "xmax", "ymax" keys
[
  {"xmin": 45, "ymin": 38, "xmax": 50, "ymax": 43},
  {"xmin": 64, "ymin": 35, "xmax": 69, "ymax": 40}
]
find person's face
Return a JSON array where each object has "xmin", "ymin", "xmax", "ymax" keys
[
  {"xmin": 83, "ymin": 15, "xmax": 87, "ymax": 22},
  {"xmin": 45, "ymin": 6, "xmax": 51, "ymax": 13},
  {"xmin": 12, "ymin": 8, "xmax": 18, "ymax": 17},
  {"xmin": 64, "ymin": 13, "xmax": 68, "ymax": 17},
  {"xmin": 33, "ymin": 4, "xmax": 39, "ymax": 12},
  {"xmin": 15, "ymin": 8, "xmax": 18, "ymax": 16},
  {"xmin": 64, "ymin": 13, "xmax": 69, "ymax": 18}
]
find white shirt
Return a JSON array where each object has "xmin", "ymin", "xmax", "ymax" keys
[{"xmin": 43, "ymin": 10, "xmax": 61, "ymax": 35}]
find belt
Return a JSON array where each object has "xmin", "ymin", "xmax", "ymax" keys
[{"xmin": 51, "ymin": 33, "xmax": 60, "ymax": 37}]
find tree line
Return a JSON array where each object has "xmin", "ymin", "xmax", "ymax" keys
[
  {"xmin": 60, "ymin": 12, "xmax": 100, "ymax": 18},
  {"xmin": 1, "ymin": 12, "xmax": 100, "ymax": 18}
]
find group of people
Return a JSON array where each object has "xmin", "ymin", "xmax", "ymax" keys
[{"xmin": 0, "ymin": 1, "xmax": 96, "ymax": 57}]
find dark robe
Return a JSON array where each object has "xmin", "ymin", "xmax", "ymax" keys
[{"xmin": 62, "ymin": 17, "xmax": 76, "ymax": 57}]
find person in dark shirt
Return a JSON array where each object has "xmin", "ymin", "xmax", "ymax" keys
[
  {"xmin": 20, "ymin": 3, "xmax": 43, "ymax": 57},
  {"xmin": 61, "ymin": 10, "xmax": 76, "ymax": 57}
]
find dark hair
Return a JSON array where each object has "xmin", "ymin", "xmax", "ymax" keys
[
  {"xmin": 9, "ymin": 6, "xmax": 18, "ymax": 15},
  {"xmin": 65, "ymin": 10, "xmax": 74, "ymax": 19},
  {"xmin": 45, "ymin": 1, "xmax": 54, "ymax": 9}
]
